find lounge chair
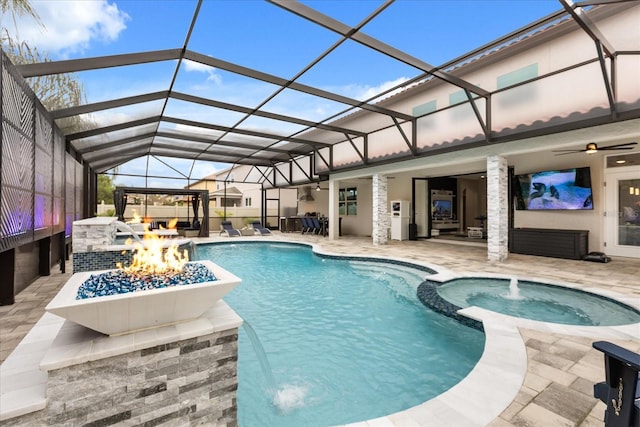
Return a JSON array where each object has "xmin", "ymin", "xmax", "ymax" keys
[
  {"xmin": 251, "ymin": 221, "xmax": 272, "ymax": 235},
  {"xmin": 220, "ymin": 221, "xmax": 241, "ymax": 237}
]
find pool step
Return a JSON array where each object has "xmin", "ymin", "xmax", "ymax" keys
[
  {"xmin": 349, "ymin": 261, "xmax": 429, "ymax": 286},
  {"xmin": 348, "ymin": 262, "xmax": 429, "ymax": 302}
]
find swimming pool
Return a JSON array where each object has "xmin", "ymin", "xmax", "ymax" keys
[{"xmin": 199, "ymin": 242, "xmax": 485, "ymax": 426}]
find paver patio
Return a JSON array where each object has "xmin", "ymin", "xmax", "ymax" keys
[{"xmin": 1, "ymin": 234, "xmax": 638, "ymax": 426}]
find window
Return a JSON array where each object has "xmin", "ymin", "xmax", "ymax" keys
[
  {"xmin": 449, "ymin": 89, "xmax": 481, "ymax": 106},
  {"xmin": 497, "ymin": 64, "xmax": 538, "ymax": 89},
  {"xmin": 245, "ymin": 197, "xmax": 252, "ymax": 207},
  {"xmin": 338, "ymin": 187, "xmax": 357, "ymax": 215},
  {"xmin": 412, "ymin": 100, "xmax": 436, "ymax": 117},
  {"xmin": 496, "ymin": 64, "xmax": 538, "ymax": 107},
  {"xmin": 449, "ymin": 90, "xmax": 468, "ymax": 106},
  {"xmin": 448, "ymin": 89, "xmax": 482, "ymax": 120}
]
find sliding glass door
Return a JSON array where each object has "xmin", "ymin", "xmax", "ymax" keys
[{"xmin": 605, "ymin": 166, "xmax": 640, "ymax": 258}]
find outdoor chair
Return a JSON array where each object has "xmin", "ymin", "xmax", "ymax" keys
[
  {"xmin": 219, "ymin": 221, "xmax": 241, "ymax": 237},
  {"xmin": 311, "ymin": 217, "xmax": 322, "ymax": 235},
  {"xmin": 179, "ymin": 219, "xmax": 200, "ymax": 237},
  {"xmin": 251, "ymin": 221, "xmax": 272, "ymax": 235},
  {"xmin": 176, "ymin": 221, "xmax": 192, "ymax": 230},
  {"xmin": 319, "ymin": 217, "xmax": 329, "ymax": 236},
  {"xmin": 301, "ymin": 217, "xmax": 318, "ymax": 235},
  {"xmin": 592, "ymin": 341, "xmax": 640, "ymax": 426},
  {"xmin": 300, "ymin": 217, "xmax": 311, "ymax": 234}
]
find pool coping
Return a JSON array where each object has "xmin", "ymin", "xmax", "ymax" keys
[{"xmin": 197, "ymin": 238, "xmax": 640, "ymax": 427}]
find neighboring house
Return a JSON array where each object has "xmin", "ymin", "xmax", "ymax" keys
[
  {"xmin": 208, "ymin": 186, "xmax": 244, "ymax": 208},
  {"xmin": 188, "ymin": 166, "xmax": 267, "ymax": 209},
  {"xmin": 187, "ymin": 165, "xmax": 298, "ymax": 226}
]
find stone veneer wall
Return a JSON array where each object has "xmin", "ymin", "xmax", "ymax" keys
[
  {"xmin": 372, "ymin": 173, "xmax": 389, "ymax": 245},
  {"xmin": 1, "ymin": 328, "xmax": 239, "ymax": 426},
  {"xmin": 72, "ymin": 217, "xmax": 118, "ymax": 254},
  {"xmin": 487, "ymin": 155, "xmax": 509, "ymax": 262}
]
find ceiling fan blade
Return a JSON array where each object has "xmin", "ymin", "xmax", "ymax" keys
[
  {"xmin": 552, "ymin": 141, "xmax": 637, "ymax": 155},
  {"xmin": 552, "ymin": 149, "xmax": 585, "ymax": 153},
  {"xmin": 598, "ymin": 142, "xmax": 638, "ymax": 150},
  {"xmin": 553, "ymin": 150, "xmax": 584, "ymax": 155}
]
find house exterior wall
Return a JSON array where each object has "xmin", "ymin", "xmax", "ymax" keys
[
  {"xmin": 351, "ymin": 184, "xmax": 373, "ymax": 236},
  {"xmin": 311, "ymin": 5, "xmax": 639, "ymax": 257},
  {"xmin": 331, "ymin": 150, "xmax": 608, "ymax": 252},
  {"xmin": 304, "ymin": 5, "xmax": 640, "ymax": 172},
  {"xmin": 510, "ymin": 151, "xmax": 605, "ymax": 252}
]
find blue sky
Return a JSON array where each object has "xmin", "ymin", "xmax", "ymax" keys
[{"xmin": 3, "ymin": 0, "xmax": 561, "ymax": 187}]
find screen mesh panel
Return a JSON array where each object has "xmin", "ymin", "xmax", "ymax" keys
[{"xmin": 1, "ymin": 52, "xmax": 72, "ymax": 251}]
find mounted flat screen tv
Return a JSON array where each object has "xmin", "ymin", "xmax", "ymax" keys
[
  {"xmin": 432, "ymin": 199, "xmax": 453, "ymax": 218},
  {"xmin": 513, "ymin": 167, "xmax": 593, "ymax": 210}
]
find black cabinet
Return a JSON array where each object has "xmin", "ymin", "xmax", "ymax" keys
[{"xmin": 510, "ymin": 228, "xmax": 588, "ymax": 260}]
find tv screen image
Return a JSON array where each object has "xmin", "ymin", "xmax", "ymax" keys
[
  {"xmin": 514, "ymin": 167, "xmax": 593, "ymax": 210},
  {"xmin": 432, "ymin": 199, "xmax": 452, "ymax": 218}
]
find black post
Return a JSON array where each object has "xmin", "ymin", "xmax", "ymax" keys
[
  {"xmin": 408, "ymin": 223, "xmax": 417, "ymax": 241},
  {"xmin": 59, "ymin": 232, "xmax": 66, "ymax": 273},
  {"xmin": 39, "ymin": 236, "xmax": 51, "ymax": 276},
  {"xmin": 0, "ymin": 249, "xmax": 16, "ymax": 305}
]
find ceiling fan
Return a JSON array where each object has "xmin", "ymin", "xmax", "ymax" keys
[{"xmin": 553, "ymin": 141, "xmax": 637, "ymax": 155}]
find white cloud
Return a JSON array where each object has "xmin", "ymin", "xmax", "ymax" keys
[
  {"xmin": 340, "ymin": 77, "xmax": 410, "ymax": 102},
  {"xmin": 182, "ymin": 59, "xmax": 222, "ymax": 84},
  {"xmin": 2, "ymin": 0, "xmax": 129, "ymax": 56},
  {"xmin": 182, "ymin": 59, "xmax": 211, "ymax": 73}
]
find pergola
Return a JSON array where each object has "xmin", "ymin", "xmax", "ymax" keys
[{"xmin": 113, "ymin": 187, "xmax": 210, "ymax": 238}]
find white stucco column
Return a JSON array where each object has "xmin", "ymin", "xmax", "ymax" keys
[
  {"xmin": 328, "ymin": 179, "xmax": 339, "ymax": 240},
  {"xmin": 372, "ymin": 174, "xmax": 389, "ymax": 245},
  {"xmin": 487, "ymin": 155, "xmax": 509, "ymax": 262}
]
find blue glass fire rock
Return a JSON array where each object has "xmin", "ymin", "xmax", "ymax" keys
[{"xmin": 76, "ymin": 263, "xmax": 216, "ymax": 300}]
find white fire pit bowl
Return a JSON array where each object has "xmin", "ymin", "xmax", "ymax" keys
[{"xmin": 45, "ymin": 260, "xmax": 241, "ymax": 336}]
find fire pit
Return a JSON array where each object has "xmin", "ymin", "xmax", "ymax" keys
[
  {"xmin": 47, "ymin": 231, "xmax": 240, "ymax": 335},
  {"xmin": 46, "ymin": 260, "xmax": 240, "ymax": 336}
]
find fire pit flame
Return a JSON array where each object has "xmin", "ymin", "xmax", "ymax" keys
[{"xmin": 118, "ymin": 229, "xmax": 189, "ymax": 277}]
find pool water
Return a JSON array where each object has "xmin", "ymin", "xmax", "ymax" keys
[
  {"xmin": 436, "ymin": 278, "xmax": 640, "ymax": 326},
  {"xmin": 199, "ymin": 243, "xmax": 485, "ymax": 427}
]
